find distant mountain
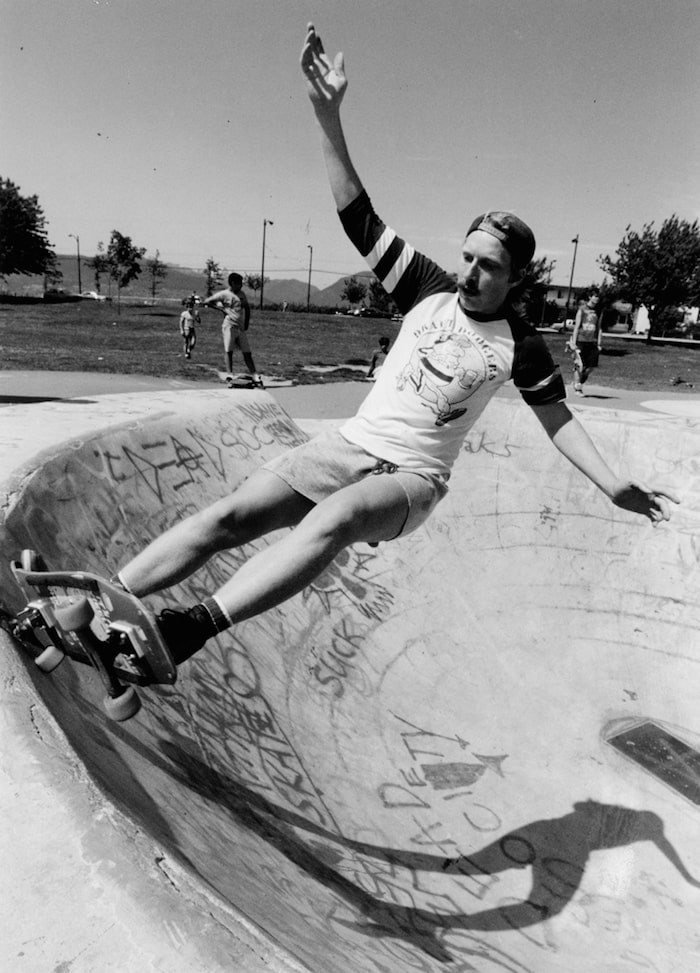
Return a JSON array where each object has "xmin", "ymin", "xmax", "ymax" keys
[{"xmin": 1, "ymin": 254, "xmax": 371, "ymax": 308}]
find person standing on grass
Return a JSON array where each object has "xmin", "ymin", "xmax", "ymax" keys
[
  {"xmin": 201, "ymin": 272, "xmax": 263, "ymax": 387},
  {"xmin": 179, "ymin": 304, "xmax": 198, "ymax": 359},
  {"xmin": 568, "ymin": 293, "xmax": 603, "ymax": 395},
  {"xmin": 110, "ymin": 23, "xmax": 678, "ymax": 664}
]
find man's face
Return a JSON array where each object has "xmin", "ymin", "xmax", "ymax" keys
[{"xmin": 457, "ymin": 230, "xmax": 522, "ymax": 315}]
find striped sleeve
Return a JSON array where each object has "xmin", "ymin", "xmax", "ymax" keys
[
  {"xmin": 338, "ymin": 190, "xmax": 455, "ymax": 315},
  {"xmin": 509, "ymin": 315, "xmax": 567, "ymax": 405}
]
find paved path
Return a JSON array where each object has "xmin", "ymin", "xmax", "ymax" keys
[{"xmin": 2, "ymin": 367, "xmax": 700, "ymax": 417}]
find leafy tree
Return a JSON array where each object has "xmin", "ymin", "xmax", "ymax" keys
[
  {"xmin": 203, "ymin": 257, "xmax": 223, "ymax": 297},
  {"xmin": 105, "ymin": 230, "xmax": 146, "ymax": 309},
  {"xmin": 146, "ymin": 249, "xmax": 168, "ymax": 302},
  {"xmin": 341, "ymin": 275, "xmax": 367, "ymax": 308},
  {"xmin": 244, "ymin": 272, "xmax": 268, "ymax": 296},
  {"xmin": 595, "ymin": 280, "xmax": 628, "ymax": 331},
  {"xmin": 515, "ymin": 256, "xmax": 556, "ymax": 325},
  {"xmin": 368, "ymin": 276, "xmax": 398, "ymax": 315},
  {"xmin": 0, "ymin": 177, "xmax": 57, "ymax": 278},
  {"xmin": 43, "ymin": 255, "xmax": 64, "ymax": 292},
  {"xmin": 599, "ymin": 216, "xmax": 700, "ymax": 341},
  {"xmin": 86, "ymin": 242, "xmax": 110, "ymax": 295}
]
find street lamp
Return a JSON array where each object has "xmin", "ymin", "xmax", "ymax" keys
[
  {"xmin": 68, "ymin": 233, "xmax": 82, "ymax": 294},
  {"xmin": 260, "ymin": 218, "xmax": 274, "ymax": 310},
  {"xmin": 306, "ymin": 244, "xmax": 313, "ymax": 312},
  {"xmin": 565, "ymin": 235, "xmax": 579, "ymax": 321}
]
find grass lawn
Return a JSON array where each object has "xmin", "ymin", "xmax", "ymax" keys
[{"xmin": 1, "ymin": 300, "xmax": 699, "ymax": 393}]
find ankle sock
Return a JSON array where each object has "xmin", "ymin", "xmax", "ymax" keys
[
  {"xmin": 112, "ymin": 572, "xmax": 134, "ymax": 594},
  {"xmin": 195, "ymin": 596, "xmax": 232, "ymax": 637}
]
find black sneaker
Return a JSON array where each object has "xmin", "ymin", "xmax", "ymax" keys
[{"xmin": 156, "ymin": 607, "xmax": 211, "ymax": 665}]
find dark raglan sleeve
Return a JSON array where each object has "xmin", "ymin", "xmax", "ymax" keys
[
  {"xmin": 338, "ymin": 190, "xmax": 455, "ymax": 315},
  {"xmin": 509, "ymin": 314, "xmax": 567, "ymax": 406}
]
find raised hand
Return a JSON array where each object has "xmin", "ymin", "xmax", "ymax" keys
[{"xmin": 300, "ymin": 23, "xmax": 347, "ymax": 114}]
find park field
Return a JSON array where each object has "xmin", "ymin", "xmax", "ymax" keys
[{"xmin": 0, "ymin": 300, "xmax": 698, "ymax": 393}]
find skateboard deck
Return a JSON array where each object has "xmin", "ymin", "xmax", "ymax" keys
[
  {"xmin": 219, "ymin": 371, "xmax": 296, "ymax": 389},
  {"xmin": 567, "ymin": 345, "xmax": 584, "ymax": 370},
  {"xmin": 5, "ymin": 553, "xmax": 176, "ymax": 720}
]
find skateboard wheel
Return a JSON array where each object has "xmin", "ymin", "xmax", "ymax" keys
[
  {"xmin": 103, "ymin": 686, "xmax": 141, "ymax": 722},
  {"xmin": 20, "ymin": 549, "xmax": 47, "ymax": 572},
  {"xmin": 54, "ymin": 597, "xmax": 94, "ymax": 631},
  {"xmin": 34, "ymin": 644, "xmax": 65, "ymax": 673}
]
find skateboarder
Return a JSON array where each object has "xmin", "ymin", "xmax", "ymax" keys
[
  {"xmin": 113, "ymin": 23, "xmax": 678, "ymax": 664},
  {"xmin": 202, "ymin": 272, "xmax": 263, "ymax": 387}
]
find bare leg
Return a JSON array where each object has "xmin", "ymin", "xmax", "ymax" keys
[
  {"xmin": 212, "ymin": 473, "xmax": 409, "ymax": 624},
  {"xmin": 119, "ymin": 470, "xmax": 314, "ymax": 597},
  {"xmin": 242, "ymin": 351, "xmax": 258, "ymax": 376}
]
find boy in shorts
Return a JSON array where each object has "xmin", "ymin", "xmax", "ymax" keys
[
  {"xmin": 568, "ymin": 293, "xmax": 603, "ymax": 395},
  {"xmin": 179, "ymin": 305, "xmax": 198, "ymax": 359},
  {"xmin": 202, "ymin": 272, "xmax": 263, "ymax": 387},
  {"xmin": 113, "ymin": 24, "xmax": 678, "ymax": 663}
]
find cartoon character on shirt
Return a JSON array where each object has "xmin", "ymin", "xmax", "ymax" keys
[{"xmin": 397, "ymin": 331, "xmax": 487, "ymax": 425}]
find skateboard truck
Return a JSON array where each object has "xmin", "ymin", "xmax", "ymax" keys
[
  {"xmin": 10, "ymin": 594, "xmax": 142, "ymax": 721},
  {"xmin": 53, "ymin": 597, "xmax": 143, "ymax": 721},
  {"xmin": 5, "ymin": 549, "xmax": 177, "ymax": 722}
]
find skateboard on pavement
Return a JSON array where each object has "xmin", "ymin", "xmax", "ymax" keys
[{"xmin": 2, "ymin": 550, "xmax": 177, "ymax": 721}]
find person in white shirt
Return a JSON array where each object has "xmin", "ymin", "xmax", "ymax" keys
[{"xmin": 113, "ymin": 24, "xmax": 678, "ymax": 662}]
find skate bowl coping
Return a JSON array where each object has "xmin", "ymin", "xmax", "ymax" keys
[{"xmin": 1, "ymin": 388, "xmax": 700, "ymax": 973}]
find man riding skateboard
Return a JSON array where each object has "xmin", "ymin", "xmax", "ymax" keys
[{"xmin": 111, "ymin": 23, "xmax": 678, "ymax": 665}]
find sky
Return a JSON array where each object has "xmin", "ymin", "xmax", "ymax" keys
[{"xmin": 2, "ymin": 0, "xmax": 699, "ymax": 289}]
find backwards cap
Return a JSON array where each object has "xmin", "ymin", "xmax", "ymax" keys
[{"xmin": 466, "ymin": 211, "xmax": 536, "ymax": 270}]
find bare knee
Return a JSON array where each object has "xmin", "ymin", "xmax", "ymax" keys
[
  {"xmin": 295, "ymin": 493, "xmax": 373, "ymax": 552},
  {"xmin": 188, "ymin": 477, "xmax": 311, "ymax": 552}
]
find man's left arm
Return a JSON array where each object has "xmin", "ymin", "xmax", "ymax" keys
[{"xmin": 530, "ymin": 400, "xmax": 680, "ymax": 525}]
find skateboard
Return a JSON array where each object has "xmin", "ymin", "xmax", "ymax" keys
[
  {"xmin": 225, "ymin": 372, "xmax": 263, "ymax": 389},
  {"xmin": 2, "ymin": 550, "xmax": 177, "ymax": 721},
  {"xmin": 566, "ymin": 343, "xmax": 584, "ymax": 371},
  {"xmin": 219, "ymin": 371, "xmax": 296, "ymax": 389}
]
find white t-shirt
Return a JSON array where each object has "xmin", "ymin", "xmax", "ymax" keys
[{"xmin": 338, "ymin": 191, "xmax": 565, "ymax": 477}]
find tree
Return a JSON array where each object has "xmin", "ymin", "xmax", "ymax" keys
[
  {"xmin": 146, "ymin": 249, "xmax": 168, "ymax": 303},
  {"xmin": 244, "ymin": 272, "xmax": 268, "ymax": 297},
  {"xmin": 599, "ymin": 216, "xmax": 700, "ymax": 341},
  {"xmin": 86, "ymin": 242, "xmax": 110, "ymax": 295},
  {"xmin": 515, "ymin": 256, "xmax": 556, "ymax": 325},
  {"xmin": 105, "ymin": 230, "xmax": 146, "ymax": 309},
  {"xmin": 0, "ymin": 177, "xmax": 57, "ymax": 278},
  {"xmin": 106, "ymin": 230, "xmax": 146, "ymax": 308},
  {"xmin": 341, "ymin": 275, "xmax": 367, "ymax": 308},
  {"xmin": 203, "ymin": 257, "xmax": 223, "ymax": 297},
  {"xmin": 368, "ymin": 276, "xmax": 398, "ymax": 316}
]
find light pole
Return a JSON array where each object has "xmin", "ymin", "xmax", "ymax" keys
[
  {"xmin": 565, "ymin": 235, "xmax": 579, "ymax": 321},
  {"xmin": 306, "ymin": 245, "xmax": 313, "ymax": 312},
  {"xmin": 260, "ymin": 218, "xmax": 273, "ymax": 310},
  {"xmin": 69, "ymin": 233, "xmax": 82, "ymax": 294}
]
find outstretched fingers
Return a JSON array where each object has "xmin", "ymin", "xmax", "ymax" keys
[
  {"xmin": 648, "ymin": 486, "xmax": 681, "ymax": 525},
  {"xmin": 300, "ymin": 22, "xmax": 326, "ymax": 75},
  {"xmin": 300, "ymin": 22, "xmax": 347, "ymax": 107}
]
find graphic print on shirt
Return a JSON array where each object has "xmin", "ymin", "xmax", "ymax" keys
[{"xmin": 396, "ymin": 323, "xmax": 497, "ymax": 426}]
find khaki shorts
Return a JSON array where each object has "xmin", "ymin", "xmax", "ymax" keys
[
  {"xmin": 222, "ymin": 323, "xmax": 251, "ymax": 354},
  {"xmin": 261, "ymin": 428, "xmax": 449, "ymax": 540}
]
